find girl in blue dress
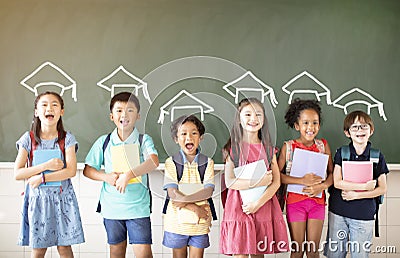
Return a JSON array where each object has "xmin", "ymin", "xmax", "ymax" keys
[{"xmin": 14, "ymin": 91, "xmax": 84, "ymax": 258}]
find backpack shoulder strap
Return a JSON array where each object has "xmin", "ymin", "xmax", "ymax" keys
[
  {"xmin": 370, "ymin": 148, "xmax": 380, "ymax": 164},
  {"xmin": 139, "ymin": 133, "xmax": 152, "ymax": 213},
  {"xmin": 285, "ymin": 140, "xmax": 294, "ymax": 174},
  {"xmin": 197, "ymin": 153, "xmax": 208, "ymax": 183},
  {"xmin": 138, "ymin": 133, "xmax": 144, "ymax": 146},
  {"xmin": 341, "ymin": 145, "xmax": 350, "ymax": 161},
  {"xmin": 315, "ymin": 139, "xmax": 325, "ymax": 153},
  {"xmin": 102, "ymin": 133, "xmax": 112, "ymax": 166},
  {"xmin": 196, "ymin": 153, "xmax": 218, "ymax": 220},
  {"xmin": 102, "ymin": 133, "xmax": 111, "ymax": 154},
  {"xmin": 29, "ymin": 131, "xmax": 37, "ymax": 167},
  {"xmin": 370, "ymin": 147, "xmax": 382, "ymax": 237},
  {"xmin": 163, "ymin": 153, "xmax": 184, "ymax": 214},
  {"xmin": 197, "ymin": 155, "xmax": 217, "ymax": 220},
  {"xmin": 172, "ymin": 152, "xmax": 185, "ymax": 182},
  {"xmin": 57, "ymin": 132, "xmax": 66, "ymax": 159}
]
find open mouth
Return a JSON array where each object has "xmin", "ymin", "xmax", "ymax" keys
[
  {"xmin": 120, "ymin": 120, "xmax": 129, "ymax": 126},
  {"xmin": 185, "ymin": 143, "xmax": 195, "ymax": 151},
  {"xmin": 45, "ymin": 114, "xmax": 54, "ymax": 119}
]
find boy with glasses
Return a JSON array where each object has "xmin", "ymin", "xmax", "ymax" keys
[{"xmin": 324, "ymin": 110, "xmax": 389, "ymax": 258}]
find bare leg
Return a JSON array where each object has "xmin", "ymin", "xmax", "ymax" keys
[
  {"xmin": 110, "ymin": 240, "xmax": 127, "ymax": 258},
  {"xmin": 288, "ymin": 221, "xmax": 307, "ymax": 258},
  {"xmin": 305, "ymin": 219, "xmax": 324, "ymax": 258},
  {"xmin": 31, "ymin": 248, "xmax": 47, "ymax": 258},
  {"xmin": 188, "ymin": 246, "xmax": 205, "ymax": 258},
  {"xmin": 132, "ymin": 243, "xmax": 153, "ymax": 258},
  {"xmin": 172, "ymin": 246, "xmax": 188, "ymax": 258},
  {"xmin": 57, "ymin": 245, "xmax": 74, "ymax": 258}
]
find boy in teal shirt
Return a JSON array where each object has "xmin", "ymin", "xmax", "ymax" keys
[{"xmin": 84, "ymin": 92, "xmax": 159, "ymax": 258}]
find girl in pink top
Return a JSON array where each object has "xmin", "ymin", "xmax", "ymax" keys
[{"xmin": 220, "ymin": 98, "xmax": 289, "ymax": 257}]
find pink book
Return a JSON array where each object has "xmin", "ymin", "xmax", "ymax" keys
[{"xmin": 342, "ymin": 161, "xmax": 373, "ymax": 184}]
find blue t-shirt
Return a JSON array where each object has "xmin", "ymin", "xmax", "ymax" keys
[
  {"xmin": 85, "ymin": 127, "xmax": 158, "ymax": 219},
  {"xmin": 328, "ymin": 142, "xmax": 389, "ymax": 220}
]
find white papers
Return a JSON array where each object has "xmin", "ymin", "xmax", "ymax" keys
[
  {"xmin": 111, "ymin": 144, "xmax": 141, "ymax": 184},
  {"xmin": 287, "ymin": 148, "xmax": 328, "ymax": 197},
  {"xmin": 177, "ymin": 183, "xmax": 206, "ymax": 224},
  {"xmin": 179, "ymin": 183, "xmax": 203, "ymax": 195},
  {"xmin": 233, "ymin": 160, "xmax": 268, "ymax": 204}
]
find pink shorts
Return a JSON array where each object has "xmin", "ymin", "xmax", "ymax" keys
[{"xmin": 286, "ymin": 198, "xmax": 325, "ymax": 223}]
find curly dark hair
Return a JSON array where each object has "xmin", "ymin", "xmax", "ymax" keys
[
  {"xmin": 170, "ymin": 115, "xmax": 205, "ymax": 141},
  {"xmin": 284, "ymin": 98, "xmax": 322, "ymax": 128}
]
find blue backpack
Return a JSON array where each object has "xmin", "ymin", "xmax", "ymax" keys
[
  {"xmin": 341, "ymin": 145, "xmax": 383, "ymax": 237},
  {"xmin": 162, "ymin": 152, "xmax": 218, "ymax": 221},
  {"xmin": 96, "ymin": 133, "xmax": 152, "ymax": 213}
]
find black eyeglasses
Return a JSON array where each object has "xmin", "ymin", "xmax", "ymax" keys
[{"xmin": 349, "ymin": 124, "xmax": 370, "ymax": 132}]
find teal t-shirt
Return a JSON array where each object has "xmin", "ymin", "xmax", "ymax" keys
[{"xmin": 85, "ymin": 127, "xmax": 158, "ymax": 219}]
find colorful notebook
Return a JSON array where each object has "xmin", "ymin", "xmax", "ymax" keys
[
  {"xmin": 342, "ymin": 161, "xmax": 373, "ymax": 184},
  {"xmin": 233, "ymin": 160, "xmax": 268, "ymax": 204},
  {"xmin": 111, "ymin": 144, "xmax": 141, "ymax": 184},
  {"xmin": 32, "ymin": 149, "xmax": 62, "ymax": 187},
  {"xmin": 287, "ymin": 148, "xmax": 328, "ymax": 198}
]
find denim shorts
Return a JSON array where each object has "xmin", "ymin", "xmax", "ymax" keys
[
  {"xmin": 163, "ymin": 231, "xmax": 209, "ymax": 249},
  {"xmin": 103, "ymin": 217, "xmax": 152, "ymax": 245},
  {"xmin": 286, "ymin": 198, "xmax": 325, "ymax": 222},
  {"xmin": 323, "ymin": 211, "xmax": 374, "ymax": 258}
]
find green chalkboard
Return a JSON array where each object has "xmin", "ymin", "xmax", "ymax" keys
[{"xmin": 1, "ymin": 0, "xmax": 399, "ymax": 163}]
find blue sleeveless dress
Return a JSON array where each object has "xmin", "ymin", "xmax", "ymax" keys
[{"xmin": 16, "ymin": 131, "xmax": 85, "ymax": 248}]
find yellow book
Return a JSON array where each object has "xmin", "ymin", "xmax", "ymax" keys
[{"xmin": 111, "ymin": 144, "xmax": 141, "ymax": 184}]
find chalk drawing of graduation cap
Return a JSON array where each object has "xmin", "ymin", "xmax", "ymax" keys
[
  {"xmin": 282, "ymin": 71, "xmax": 332, "ymax": 105},
  {"xmin": 158, "ymin": 89, "xmax": 214, "ymax": 124},
  {"xmin": 222, "ymin": 71, "xmax": 278, "ymax": 107},
  {"xmin": 20, "ymin": 61, "xmax": 77, "ymax": 101},
  {"xmin": 332, "ymin": 87, "xmax": 387, "ymax": 121},
  {"xmin": 97, "ymin": 65, "xmax": 152, "ymax": 104}
]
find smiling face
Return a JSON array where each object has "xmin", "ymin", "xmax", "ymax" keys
[
  {"xmin": 34, "ymin": 93, "xmax": 64, "ymax": 127},
  {"xmin": 110, "ymin": 101, "xmax": 140, "ymax": 138},
  {"xmin": 239, "ymin": 102, "xmax": 264, "ymax": 134},
  {"xmin": 345, "ymin": 116, "xmax": 374, "ymax": 146},
  {"xmin": 176, "ymin": 121, "xmax": 202, "ymax": 158},
  {"xmin": 294, "ymin": 109, "xmax": 320, "ymax": 145}
]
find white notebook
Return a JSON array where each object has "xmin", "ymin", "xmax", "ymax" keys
[
  {"xmin": 233, "ymin": 160, "xmax": 268, "ymax": 204},
  {"xmin": 177, "ymin": 183, "xmax": 206, "ymax": 224}
]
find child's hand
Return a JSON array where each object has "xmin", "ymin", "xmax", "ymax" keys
[
  {"xmin": 253, "ymin": 170, "xmax": 273, "ymax": 188},
  {"xmin": 302, "ymin": 173, "xmax": 323, "ymax": 186},
  {"xmin": 342, "ymin": 190, "xmax": 358, "ymax": 201},
  {"xmin": 193, "ymin": 204, "xmax": 209, "ymax": 222},
  {"xmin": 302, "ymin": 184, "xmax": 323, "ymax": 197},
  {"xmin": 365, "ymin": 180, "xmax": 377, "ymax": 191},
  {"xmin": 27, "ymin": 174, "xmax": 42, "ymax": 188},
  {"xmin": 242, "ymin": 201, "xmax": 261, "ymax": 214},
  {"xmin": 45, "ymin": 158, "xmax": 64, "ymax": 171},
  {"xmin": 172, "ymin": 201, "xmax": 187, "ymax": 209},
  {"xmin": 115, "ymin": 173, "xmax": 129, "ymax": 193},
  {"xmin": 104, "ymin": 172, "xmax": 120, "ymax": 186}
]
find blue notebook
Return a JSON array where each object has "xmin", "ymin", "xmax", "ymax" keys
[{"xmin": 32, "ymin": 149, "xmax": 62, "ymax": 187}]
